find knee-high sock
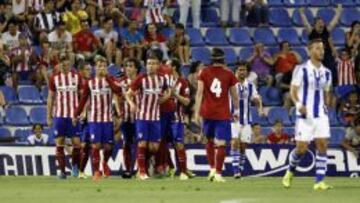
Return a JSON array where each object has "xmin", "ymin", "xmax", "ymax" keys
[
  {"xmin": 176, "ymin": 148, "xmax": 187, "ymax": 173},
  {"xmin": 288, "ymin": 150, "xmax": 305, "ymax": 173},
  {"xmin": 72, "ymin": 146, "xmax": 81, "ymax": 167},
  {"xmin": 239, "ymin": 152, "xmax": 246, "ymax": 172},
  {"xmin": 123, "ymin": 143, "xmax": 132, "ymax": 172},
  {"xmin": 103, "ymin": 146, "xmax": 112, "ymax": 163},
  {"xmin": 137, "ymin": 146, "xmax": 147, "ymax": 174},
  {"xmin": 80, "ymin": 145, "xmax": 90, "ymax": 172},
  {"xmin": 167, "ymin": 147, "xmax": 174, "ymax": 169},
  {"xmin": 315, "ymin": 152, "xmax": 327, "ymax": 183},
  {"xmin": 91, "ymin": 148, "xmax": 100, "ymax": 173},
  {"xmin": 206, "ymin": 139, "xmax": 215, "ymax": 169},
  {"xmin": 215, "ymin": 146, "xmax": 226, "ymax": 174},
  {"xmin": 230, "ymin": 149, "xmax": 240, "ymax": 174},
  {"xmin": 156, "ymin": 139, "xmax": 167, "ymax": 172},
  {"xmin": 56, "ymin": 146, "xmax": 66, "ymax": 173}
]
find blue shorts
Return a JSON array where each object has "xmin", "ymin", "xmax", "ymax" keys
[
  {"xmin": 160, "ymin": 112, "xmax": 175, "ymax": 138},
  {"xmin": 53, "ymin": 117, "xmax": 80, "ymax": 138},
  {"xmin": 203, "ymin": 119, "xmax": 231, "ymax": 142},
  {"xmin": 121, "ymin": 121, "xmax": 136, "ymax": 144},
  {"xmin": 170, "ymin": 122, "xmax": 184, "ymax": 143},
  {"xmin": 81, "ymin": 123, "xmax": 91, "ymax": 143},
  {"xmin": 89, "ymin": 122, "xmax": 114, "ymax": 144},
  {"xmin": 136, "ymin": 120, "xmax": 161, "ymax": 143}
]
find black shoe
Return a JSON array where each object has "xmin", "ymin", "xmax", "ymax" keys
[{"xmin": 122, "ymin": 171, "xmax": 132, "ymax": 179}]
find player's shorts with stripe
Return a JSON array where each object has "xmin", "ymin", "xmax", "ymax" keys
[
  {"xmin": 170, "ymin": 122, "xmax": 185, "ymax": 143},
  {"xmin": 231, "ymin": 122, "xmax": 252, "ymax": 143},
  {"xmin": 160, "ymin": 112, "xmax": 175, "ymax": 138},
  {"xmin": 295, "ymin": 116, "xmax": 330, "ymax": 142},
  {"xmin": 121, "ymin": 121, "xmax": 136, "ymax": 144},
  {"xmin": 53, "ymin": 117, "xmax": 80, "ymax": 138},
  {"xmin": 203, "ymin": 119, "xmax": 231, "ymax": 142},
  {"xmin": 136, "ymin": 120, "xmax": 161, "ymax": 143},
  {"xmin": 89, "ymin": 122, "xmax": 114, "ymax": 144}
]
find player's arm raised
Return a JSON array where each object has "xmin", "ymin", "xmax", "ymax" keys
[{"xmin": 193, "ymin": 80, "xmax": 204, "ymax": 124}]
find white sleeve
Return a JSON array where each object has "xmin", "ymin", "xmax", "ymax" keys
[
  {"xmin": 291, "ymin": 65, "xmax": 303, "ymax": 87},
  {"xmin": 43, "ymin": 134, "xmax": 49, "ymax": 145},
  {"xmin": 251, "ymin": 83, "xmax": 260, "ymax": 99},
  {"xmin": 27, "ymin": 135, "xmax": 35, "ymax": 145}
]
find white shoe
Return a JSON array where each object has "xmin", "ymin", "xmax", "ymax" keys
[
  {"xmin": 213, "ymin": 173, "xmax": 226, "ymax": 183},
  {"xmin": 179, "ymin": 172, "xmax": 189, "ymax": 181},
  {"xmin": 78, "ymin": 172, "xmax": 88, "ymax": 179},
  {"xmin": 137, "ymin": 173, "xmax": 149, "ymax": 181},
  {"xmin": 207, "ymin": 168, "xmax": 216, "ymax": 181}
]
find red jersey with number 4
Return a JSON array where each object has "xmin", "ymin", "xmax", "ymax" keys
[{"xmin": 198, "ymin": 66, "xmax": 238, "ymax": 120}]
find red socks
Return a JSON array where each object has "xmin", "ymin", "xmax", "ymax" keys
[
  {"xmin": 137, "ymin": 146, "xmax": 147, "ymax": 174},
  {"xmin": 92, "ymin": 148, "xmax": 100, "ymax": 173},
  {"xmin": 167, "ymin": 148, "xmax": 174, "ymax": 169},
  {"xmin": 56, "ymin": 146, "xmax": 66, "ymax": 173},
  {"xmin": 80, "ymin": 145, "xmax": 90, "ymax": 172},
  {"xmin": 72, "ymin": 146, "xmax": 81, "ymax": 168},
  {"xmin": 176, "ymin": 148, "xmax": 187, "ymax": 173},
  {"xmin": 103, "ymin": 147, "xmax": 112, "ymax": 163},
  {"xmin": 206, "ymin": 139, "xmax": 215, "ymax": 169},
  {"xmin": 215, "ymin": 146, "xmax": 226, "ymax": 174},
  {"xmin": 123, "ymin": 144, "xmax": 132, "ymax": 172}
]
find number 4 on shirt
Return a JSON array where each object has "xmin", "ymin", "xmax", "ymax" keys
[{"xmin": 210, "ymin": 78, "xmax": 222, "ymax": 98}]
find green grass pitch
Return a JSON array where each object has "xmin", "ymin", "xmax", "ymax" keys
[{"xmin": 0, "ymin": 176, "xmax": 359, "ymax": 203}]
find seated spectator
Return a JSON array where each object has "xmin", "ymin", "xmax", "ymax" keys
[
  {"xmin": 243, "ymin": 0, "xmax": 269, "ymax": 27},
  {"xmin": 248, "ymin": 42, "xmax": 274, "ymax": 86},
  {"xmin": 48, "ymin": 20, "xmax": 74, "ymax": 65},
  {"xmin": 94, "ymin": 17, "xmax": 122, "ymax": 67},
  {"xmin": 73, "ymin": 18, "xmax": 100, "ymax": 61},
  {"xmin": 252, "ymin": 123, "xmax": 265, "ymax": 144},
  {"xmin": 123, "ymin": 21, "xmax": 145, "ymax": 61},
  {"xmin": 167, "ymin": 23, "xmax": 190, "ymax": 65},
  {"xmin": 341, "ymin": 92, "xmax": 360, "ymax": 125},
  {"xmin": 336, "ymin": 49, "xmax": 357, "ymax": 100},
  {"xmin": 274, "ymin": 41, "xmax": 301, "ymax": 74},
  {"xmin": 341, "ymin": 118, "xmax": 360, "ymax": 158},
  {"xmin": 129, "ymin": 0, "xmax": 145, "ymax": 26},
  {"xmin": 1, "ymin": 18, "xmax": 21, "ymax": 50},
  {"xmin": 278, "ymin": 71, "xmax": 293, "ymax": 111},
  {"xmin": 267, "ymin": 119, "xmax": 289, "ymax": 144},
  {"xmin": 27, "ymin": 124, "xmax": 49, "ymax": 146},
  {"xmin": 0, "ymin": 40, "xmax": 11, "ymax": 86},
  {"xmin": 144, "ymin": 0, "xmax": 166, "ymax": 25},
  {"xmin": 62, "ymin": 0, "xmax": 88, "ymax": 35},
  {"xmin": 144, "ymin": 23, "xmax": 169, "ymax": 60}
]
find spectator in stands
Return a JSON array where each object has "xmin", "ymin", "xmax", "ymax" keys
[
  {"xmin": 300, "ymin": 5, "xmax": 343, "ymax": 85},
  {"xmin": 0, "ymin": 2, "xmax": 9, "ymax": 33},
  {"xmin": 274, "ymin": 41, "xmax": 301, "ymax": 74},
  {"xmin": 341, "ymin": 118, "xmax": 360, "ymax": 158},
  {"xmin": 248, "ymin": 42, "xmax": 274, "ymax": 86},
  {"xmin": 2, "ymin": 18, "xmax": 21, "ymax": 50},
  {"xmin": 33, "ymin": 0, "xmax": 60, "ymax": 44},
  {"xmin": 27, "ymin": 124, "xmax": 49, "ymax": 146},
  {"xmin": 123, "ymin": 21, "xmax": 145, "ymax": 61},
  {"xmin": 267, "ymin": 119, "xmax": 289, "ymax": 144},
  {"xmin": 341, "ymin": 92, "xmax": 360, "ymax": 125},
  {"xmin": 251, "ymin": 123, "xmax": 265, "ymax": 144},
  {"xmin": 0, "ymin": 40, "xmax": 11, "ymax": 86},
  {"xmin": 144, "ymin": 0, "xmax": 166, "ymax": 25},
  {"xmin": 73, "ymin": 18, "xmax": 100, "ymax": 61},
  {"xmin": 345, "ymin": 21, "xmax": 360, "ymax": 83},
  {"xmin": 144, "ymin": 23, "xmax": 169, "ymax": 60},
  {"xmin": 220, "ymin": 0, "xmax": 240, "ymax": 27},
  {"xmin": 12, "ymin": 0, "xmax": 27, "ymax": 18},
  {"xmin": 94, "ymin": 17, "xmax": 122, "ymax": 67},
  {"xmin": 129, "ymin": 0, "xmax": 145, "ymax": 26},
  {"xmin": 335, "ymin": 48, "xmax": 357, "ymax": 100},
  {"xmin": 243, "ymin": 0, "xmax": 269, "ymax": 27},
  {"xmin": 178, "ymin": 0, "xmax": 201, "ymax": 28},
  {"xmin": 48, "ymin": 20, "xmax": 74, "ymax": 65},
  {"xmin": 167, "ymin": 23, "xmax": 190, "ymax": 65},
  {"xmin": 62, "ymin": 0, "xmax": 88, "ymax": 35}
]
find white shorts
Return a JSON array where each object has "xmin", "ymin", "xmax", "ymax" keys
[
  {"xmin": 231, "ymin": 122, "xmax": 252, "ymax": 143},
  {"xmin": 295, "ymin": 117, "xmax": 330, "ymax": 142}
]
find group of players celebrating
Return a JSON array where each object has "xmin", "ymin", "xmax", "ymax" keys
[{"xmin": 47, "ymin": 38, "xmax": 334, "ymax": 190}]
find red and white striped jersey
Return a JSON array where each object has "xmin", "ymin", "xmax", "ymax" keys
[
  {"xmin": 10, "ymin": 46, "xmax": 33, "ymax": 72},
  {"xmin": 77, "ymin": 76, "xmax": 122, "ymax": 123},
  {"xmin": 173, "ymin": 77, "xmax": 190, "ymax": 123},
  {"xmin": 130, "ymin": 73, "xmax": 168, "ymax": 121},
  {"xmin": 159, "ymin": 64, "xmax": 176, "ymax": 113},
  {"xmin": 49, "ymin": 71, "xmax": 82, "ymax": 118},
  {"xmin": 119, "ymin": 76, "xmax": 138, "ymax": 123},
  {"xmin": 144, "ymin": 0, "xmax": 165, "ymax": 24},
  {"xmin": 337, "ymin": 59, "xmax": 356, "ymax": 86}
]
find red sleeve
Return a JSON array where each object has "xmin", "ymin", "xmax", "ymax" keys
[
  {"xmin": 105, "ymin": 75, "xmax": 122, "ymax": 96},
  {"xmin": 282, "ymin": 133, "xmax": 289, "ymax": 141},
  {"xmin": 267, "ymin": 133, "xmax": 275, "ymax": 144},
  {"xmin": 197, "ymin": 69, "xmax": 205, "ymax": 82},
  {"xmin": 130, "ymin": 75, "xmax": 143, "ymax": 91},
  {"xmin": 157, "ymin": 34, "xmax": 166, "ymax": 43},
  {"xmin": 75, "ymin": 83, "xmax": 90, "ymax": 117},
  {"xmin": 180, "ymin": 79, "xmax": 190, "ymax": 98},
  {"xmin": 49, "ymin": 75, "xmax": 56, "ymax": 91}
]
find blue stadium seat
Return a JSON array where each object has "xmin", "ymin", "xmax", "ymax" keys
[
  {"xmin": 18, "ymin": 86, "xmax": 42, "ymax": 104},
  {"xmin": 301, "ymin": 29, "xmax": 309, "ymax": 45},
  {"xmin": 309, "ymin": 0, "xmax": 330, "ymax": 6},
  {"xmin": 108, "ymin": 65, "xmax": 120, "ymax": 77},
  {"xmin": 205, "ymin": 28, "xmax": 229, "ymax": 46},
  {"xmin": 229, "ymin": 28, "xmax": 253, "ymax": 46},
  {"xmin": 284, "ymin": 0, "xmax": 308, "ymax": 7},
  {"xmin": 223, "ymin": 48, "xmax": 237, "ymax": 65},
  {"xmin": 259, "ymin": 86, "xmax": 283, "ymax": 106},
  {"xmin": 328, "ymin": 107, "xmax": 340, "ymax": 126},
  {"xmin": 292, "ymin": 47, "xmax": 308, "ymax": 61},
  {"xmin": 29, "ymin": 107, "xmax": 47, "ymax": 125},
  {"xmin": 41, "ymin": 86, "xmax": 48, "ymax": 103},
  {"xmin": 0, "ymin": 111, "xmax": 3, "ymax": 126},
  {"xmin": 186, "ymin": 28, "xmax": 205, "ymax": 46},
  {"xmin": 262, "ymin": 127, "xmax": 273, "ymax": 136},
  {"xmin": 357, "ymin": 0, "xmax": 360, "ymax": 5},
  {"xmin": 267, "ymin": 107, "xmax": 293, "ymax": 126},
  {"xmin": 331, "ymin": 28, "xmax": 345, "ymax": 46},
  {"xmin": 330, "ymin": 128, "xmax": 346, "ymax": 144},
  {"xmin": 18, "ymin": 80, "xmax": 33, "ymax": 85},
  {"xmin": 5, "ymin": 107, "xmax": 29, "ymax": 126},
  {"xmin": 14, "ymin": 128, "xmax": 31, "ymax": 143},
  {"xmin": 181, "ymin": 66, "xmax": 190, "ymax": 78},
  {"xmin": 331, "ymin": 0, "xmax": 356, "ymax": 6},
  {"xmin": 253, "ymin": 28, "xmax": 277, "ymax": 46},
  {"xmin": 160, "ymin": 27, "xmax": 175, "ymax": 39},
  {"xmin": 201, "ymin": 8, "xmax": 219, "ymax": 27},
  {"xmin": 340, "ymin": 8, "xmax": 360, "ymax": 26},
  {"xmin": 239, "ymin": 47, "xmax": 254, "ymax": 61},
  {"xmin": 191, "ymin": 47, "xmax": 211, "ymax": 65},
  {"xmin": 277, "ymin": 28, "xmax": 301, "ymax": 46},
  {"xmin": 173, "ymin": 9, "xmax": 193, "ymax": 26},
  {"xmin": 317, "ymin": 8, "xmax": 336, "ymax": 25},
  {"xmin": 267, "ymin": 47, "xmax": 280, "ymax": 56},
  {"xmin": 268, "ymin": 0, "xmax": 284, "ymax": 6},
  {"xmin": 269, "ymin": 8, "xmax": 292, "ymax": 27},
  {"xmin": 284, "ymin": 127, "xmax": 295, "ymax": 137},
  {"xmin": 292, "ymin": 9, "xmax": 314, "ymax": 27},
  {"xmin": 0, "ymin": 127, "xmax": 11, "ymax": 140},
  {"xmin": 250, "ymin": 107, "xmax": 269, "ymax": 126},
  {"xmin": 0, "ymin": 86, "xmax": 18, "ymax": 104}
]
